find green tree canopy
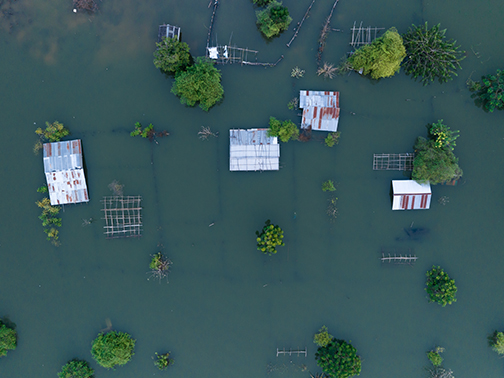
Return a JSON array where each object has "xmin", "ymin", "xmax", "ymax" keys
[
  {"xmin": 468, "ymin": 69, "xmax": 504, "ymax": 112},
  {"xmin": 171, "ymin": 57, "xmax": 224, "ymax": 111},
  {"xmin": 153, "ymin": 37, "xmax": 192, "ymax": 75},
  {"xmin": 347, "ymin": 27, "xmax": 406, "ymax": 79},
  {"xmin": 315, "ymin": 338, "xmax": 362, "ymax": 378},
  {"xmin": 402, "ymin": 22, "xmax": 465, "ymax": 85},
  {"xmin": 425, "ymin": 266, "xmax": 457, "ymax": 306},
  {"xmin": 58, "ymin": 359, "xmax": 95, "ymax": 378},
  {"xmin": 412, "ymin": 121, "xmax": 462, "ymax": 184},
  {"xmin": 256, "ymin": 1, "xmax": 292, "ymax": 39},
  {"xmin": 91, "ymin": 331, "xmax": 135, "ymax": 369},
  {"xmin": 488, "ymin": 331, "xmax": 504, "ymax": 355},
  {"xmin": 0, "ymin": 321, "xmax": 17, "ymax": 358},
  {"xmin": 267, "ymin": 117, "xmax": 299, "ymax": 142},
  {"xmin": 256, "ymin": 220, "xmax": 285, "ymax": 255}
]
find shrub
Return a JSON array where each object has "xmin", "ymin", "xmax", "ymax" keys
[
  {"xmin": 427, "ymin": 346, "xmax": 444, "ymax": 366},
  {"xmin": 315, "ymin": 338, "xmax": 362, "ymax": 378},
  {"xmin": 325, "ymin": 132, "xmax": 340, "ymax": 147},
  {"xmin": 488, "ymin": 331, "xmax": 504, "ymax": 355},
  {"xmin": 256, "ymin": 220, "xmax": 285, "ymax": 255},
  {"xmin": 412, "ymin": 121, "xmax": 462, "ymax": 184},
  {"xmin": 287, "ymin": 98, "xmax": 299, "ymax": 110},
  {"xmin": 58, "ymin": 359, "xmax": 94, "ymax": 378},
  {"xmin": 347, "ymin": 28, "xmax": 406, "ymax": 79},
  {"xmin": 468, "ymin": 69, "xmax": 504, "ymax": 112},
  {"xmin": 154, "ymin": 352, "xmax": 174, "ymax": 370},
  {"xmin": 90, "ymin": 331, "xmax": 135, "ymax": 369},
  {"xmin": 0, "ymin": 321, "xmax": 17, "ymax": 357},
  {"xmin": 291, "ymin": 66, "xmax": 305, "ymax": 78},
  {"xmin": 148, "ymin": 252, "xmax": 172, "ymax": 283},
  {"xmin": 425, "ymin": 266, "xmax": 457, "ymax": 306},
  {"xmin": 313, "ymin": 326, "xmax": 333, "ymax": 347},
  {"xmin": 402, "ymin": 22, "xmax": 464, "ymax": 85},
  {"xmin": 322, "ymin": 180, "xmax": 336, "ymax": 192},
  {"xmin": 130, "ymin": 122, "xmax": 169, "ymax": 141},
  {"xmin": 267, "ymin": 117, "xmax": 299, "ymax": 142},
  {"xmin": 256, "ymin": 1, "xmax": 292, "ymax": 39},
  {"xmin": 171, "ymin": 57, "xmax": 224, "ymax": 111},
  {"xmin": 34, "ymin": 121, "xmax": 70, "ymax": 153},
  {"xmin": 36, "ymin": 196, "xmax": 62, "ymax": 245},
  {"xmin": 153, "ymin": 37, "xmax": 192, "ymax": 75}
]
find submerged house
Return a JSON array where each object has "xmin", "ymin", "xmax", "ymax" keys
[
  {"xmin": 229, "ymin": 129, "xmax": 279, "ymax": 171},
  {"xmin": 157, "ymin": 24, "xmax": 181, "ymax": 43},
  {"xmin": 392, "ymin": 180, "xmax": 431, "ymax": 210},
  {"xmin": 43, "ymin": 139, "xmax": 89, "ymax": 205},
  {"xmin": 299, "ymin": 90, "xmax": 340, "ymax": 132}
]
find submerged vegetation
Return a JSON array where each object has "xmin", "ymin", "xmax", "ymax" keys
[
  {"xmin": 313, "ymin": 326, "xmax": 333, "ymax": 347},
  {"xmin": 425, "ymin": 266, "xmax": 457, "ymax": 306},
  {"xmin": 291, "ymin": 66, "xmax": 305, "ymax": 78},
  {"xmin": 345, "ymin": 27, "xmax": 406, "ymax": 79},
  {"xmin": 130, "ymin": 122, "xmax": 169, "ymax": 141},
  {"xmin": 256, "ymin": 1, "xmax": 292, "ymax": 39},
  {"xmin": 324, "ymin": 132, "xmax": 340, "ymax": 147},
  {"xmin": 402, "ymin": 23, "xmax": 464, "ymax": 85},
  {"xmin": 427, "ymin": 346, "xmax": 444, "ymax": 366},
  {"xmin": 0, "ymin": 320, "xmax": 17, "ymax": 358},
  {"xmin": 34, "ymin": 121, "xmax": 70, "ymax": 153},
  {"xmin": 148, "ymin": 252, "xmax": 172, "ymax": 283},
  {"xmin": 58, "ymin": 359, "xmax": 94, "ymax": 378},
  {"xmin": 322, "ymin": 180, "xmax": 336, "ymax": 192},
  {"xmin": 315, "ymin": 338, "xmax": 362, "ymax": 378},
  {"xmin": 256, "ymin": 220, "xmax": 285, "ymax": 255},
  {"xmin": 267, "ymin": 117, "xmax": 299, "ymax": 142},
  {"xmin": 36, "ymin": 195, "xmax": 62, "ymax": 246},
  {"xmin": 488, "ymin": 330, "xmax": 504, "ymax": 355},
  {"xmin": 153, "ymin": 37, "xmax": 192, "ymax": 75},
  {"xmin": 412, "ymin": 120, "xmax": 462, "ymax": 184},
  {"xmin": 154, "ymin": 351, "xmax": 174, "ymax": 370},
  {"xmin": 172, "ymin": 57, "xmax": 224, "ymax": 111},
  {"xmin": 91, "ymin": 331, "xmax": 135, "ymax": 369},
  {"xmin": 467, "ymin": 69, "xmax": 504, "ymax": 112},
  {"xmin": 317, "ymin": 62, "xmax": 338, "ymax": 79}
]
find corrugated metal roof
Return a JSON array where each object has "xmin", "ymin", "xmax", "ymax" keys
[
  {"xmin": 43, "ymin": 139, "xmax": 90, "ymax": 205},
  {"xmin": 299, "ymin": 90, "xmax": 340, "ymax": 132},
  {"xmin": 392, "ymin": 180, "xmax": 431, "ymax": 210},
  {"xmin": 229, "ymin": 129, "xmax": 280, "ymax": 171}
]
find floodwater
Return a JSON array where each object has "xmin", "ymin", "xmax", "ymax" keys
[{"xmin": 1, "ymin": 0, "xmax": 504, "ymax": 377}]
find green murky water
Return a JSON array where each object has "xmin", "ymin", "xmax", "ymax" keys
[{"xmin": 1, "ymin": 0, "xmax": 504, "ymax": 377}]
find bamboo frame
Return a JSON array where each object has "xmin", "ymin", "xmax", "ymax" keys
[{"xmin": 101, "ymin": 196, "xmax": 142, "ymax": 239}]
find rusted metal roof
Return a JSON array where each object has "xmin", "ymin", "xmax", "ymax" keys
[
  {"xmin": 43, "ymin": 140, "xmax": 90, "ymax": 205},
  {"xmin": 392, "ymin": 180, "xmax": 431, "ymax": 210},
  {"xmin": 229, "ymin": 129, "xmax": 279, "ymax": 171},
  {"xmin": 299, "ymin": 90, "xmax": 340, "ymax": 132}
]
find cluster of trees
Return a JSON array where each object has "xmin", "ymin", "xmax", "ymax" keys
[
  {"xmin": 342, "ymin": 23, "xmax": 464, "ymax": 84},
  {"xmin": 255, "ymin": 219, "xmax": 285, "ymax": 255},
  {"xmin": 412, "ymin": 120, "xmax": 463, "ymax": 184},
  {"xmin": 425, "ymin": 266, "xmax": 457, "ymax": 306},
  {"xmin": 254, "ymin": 0, "xmax": 292, "ymax": 39},
  {"xmin": 154, "ymin": 38, "xmax": 223, "ymax": 111},
  {"xmin": 468, "ymin": 69, "xmax": 504, "ymax": 112},
  {"xmin": 0, "ymin": 320, "xmax": 17, "ymax": 358},
  {"xmin": 267, "ymin": 116, "xmax": 299, "ymax": 142}
]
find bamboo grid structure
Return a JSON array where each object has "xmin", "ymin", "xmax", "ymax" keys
[
  {"xmin": 101, "ymin": 196, "xmax": 143, "ymax": 239},
  {"xmin": 380, "ymin": 249, "xmax": 417, "ymax": 265},
  {"xmin": 350, "ymin": 21, "xmax": 384, "ymax": 50},
  {"xmin": 276, "ymin": 347, "xmax": 307, "ymax": 357},
  {"xmin": 373, "ymin": 153, "xmax": 415, "ymax": 171}
]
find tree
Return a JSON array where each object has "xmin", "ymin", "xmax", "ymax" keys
[
  {"xmin": 252, "ymin": 0, "xmax": 273, "ymax": 6},
  {"xmin": 256, "ymin": 220, "xmax": 285, "ymax": 255},
  {"xmin": 346, "ymin": 28, "xmax": 406, "ymax": 79},
  {"xmin": 314, "ymin": 326, "xmax": 333, "ymax": 347},
  {"xmin": 34, "ymin": 121, "xmax": 70, "ymax": 153},
  {"xmin": 153, "ymin": 37, "xmax": 192, "ymax": 75},
  {"xmin": 90, "ymin": 331, "xmax": 135, "ymax": 369},
  {"xmin": 402, "ymin": 23, "xmax": 465, "ymax": 85},
  {"xmin": 256, "ymin": 1, "xmax": 292, "ymax": 39},
  {"xmin": 58, "ymin": 359, "xmax": 95, "ymax": 378},
  {"xmin": 427, "ymin": 346, "xmax": 444, "ymax": 367},
  {"xmin": 325, "ymin": 132, "xmax": 340, "ymax": 147},
  {"xmin": 322, "ymin": 180, "xmax": 336, "ymax": 192},
  {"xmin": 0, "ymin": 321, "xmax": 17, "ymax": 357},
  {"xmin": 468, "ymin": 69, "xmax": 504, "ymax": 112},
  {"xmin": 267, "ymin": 117, "xmax": 299, "ymax": 142},
  {"xmin": 488, "ymin": 331, "xmax": 504, "ymax": 355},
  {"xmin": 425, "ymin": 266, "xmax": 457, "ymax": 307},
  {"xmin": 315, "ymin": 338, "xmax": 362, "ymax": 378},
  {"xmin": 412, "ymin": 121, "xmax": 462, "ymax": 184},
  {"xmin": 171, "ymin": 57, "xmax": 224, "ymax": 111}
]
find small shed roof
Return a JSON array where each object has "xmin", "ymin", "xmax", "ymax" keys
[
  {"xmin": 229, "ymin": 129, "xmax": 279, "ymax": 171},
  {"xmin": 392, "ymin": 180, "xmax": 431, "ymax": 210},
  {"xmin": 43, "ymin": 139, "xmax": 89, "ymax": 205},
  {"xmin": 299, "ymin": 90, "xmax": 340, "ymax": 132}
]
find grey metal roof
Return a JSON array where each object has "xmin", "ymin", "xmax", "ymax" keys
[
  {"xmin": 299, "ymin": 90, "xmax": 340, "ymax": 132},
  {"xmin": 229, "ymin": 129, "xmax": 280, "ymax": 171},
  {"xmin": 43, "ymin": 140, "xmax": 89, "ymax": 205}
]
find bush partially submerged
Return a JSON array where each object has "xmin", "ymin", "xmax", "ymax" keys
[
  {"xmin": 58, "ymin": 359, "xmax": 94, "ymax": 378},
  {"xmin": 256, "ymin": 1, "xmax": 292, "ymax": 39},
  {"xmin": 34, "ymin": 121, "xmax": 70, "ymax": 153},
  {"xmin": 0, "ymin": 321, "xmax": 17, "ymax": 357},
  {"xmin": 427, "ymin": 346, "xmax": 444, "ymax": 366},
  {"xmin": 402, "ymin": 23, "xmax": 464, "ymax": 85},
  {"xmin": 267, "ymin": 117, "xmax": 299, "ymax": 142},
  {"xmin": 468, "ymin": 69, "xmax": 504, "ymax": 112},
  {"xmin": 154, "ymin": 352, "xmax": 174, "ymax": 370},
  {"xmin": 91, "ymin": 331, "xmax": 135, "ymax": 369},
  {"xmin": 425, "ymin": 266, "xmax": 457, "ymax": 306},
  {"xmin": 315, "ymin": 338, "xmax": 362, "ymax": 378},
  {"xmin": 488, "ymin": 330, "xmax": 504, "ymax": 355},
  {"xmin": 313, "ymin": 326, "xmax": 333, "ymax": 347},
  {"xmin": 256, "ymin": 220, "xmax": 285, "ymax": 255},
  {"xmin": 346, "ymin": 27, "xmax": 406, "ymax": 79}
]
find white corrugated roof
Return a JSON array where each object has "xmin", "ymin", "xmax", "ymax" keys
[
  {"xmin": 299, "ymin": 90, "xmax": 340, "ymax": 132},
  {"xmin": 229, "ymin": 129, "xmax": 280, "ymax": 171},
  {"xmin": 43, "ymin": 140, "xmax": 90, "ymax": 205},
  {"xmin": 392, "ymin": 180, "xmax": 431, "ymax": 194}
]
